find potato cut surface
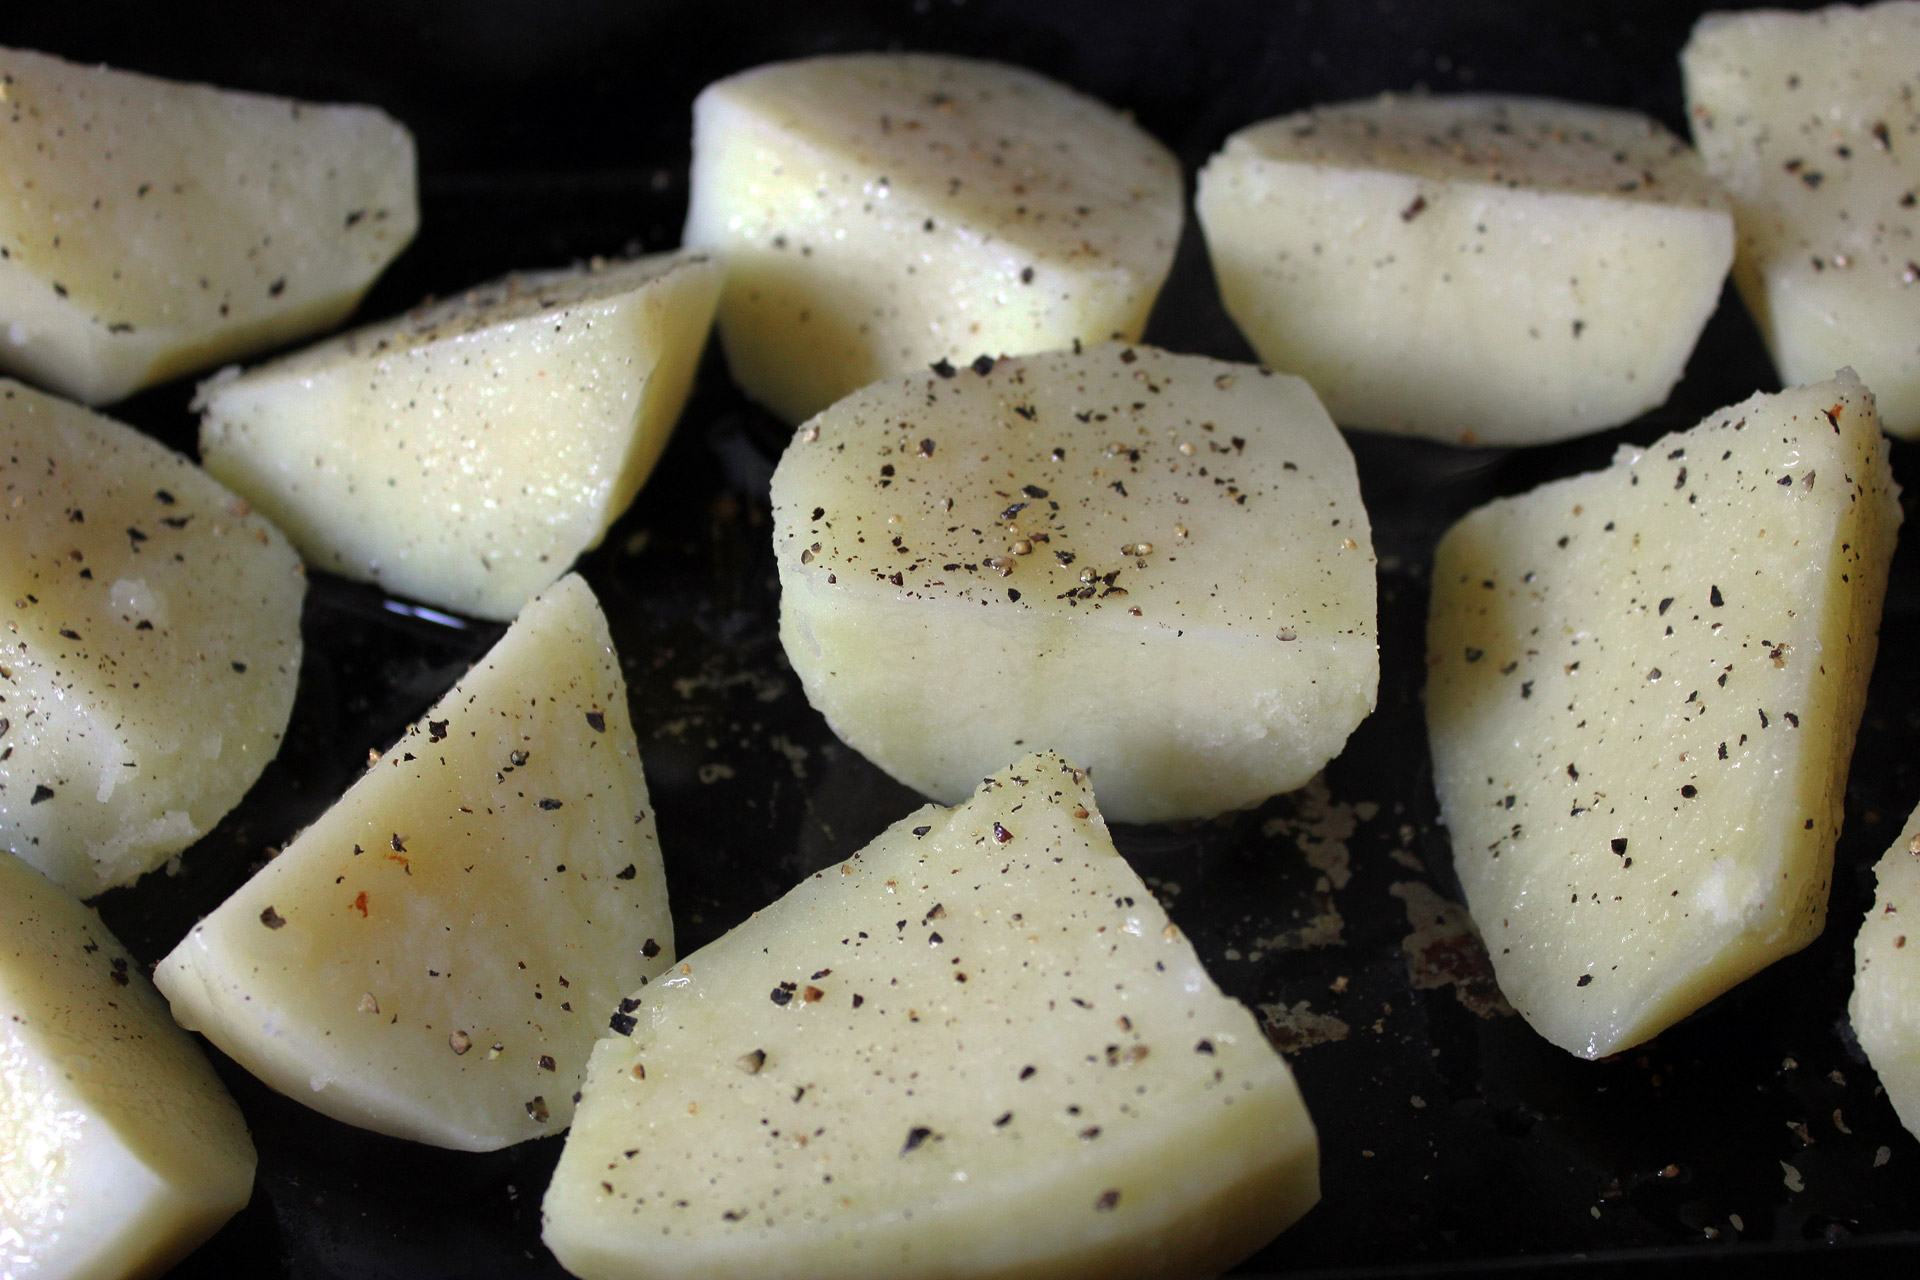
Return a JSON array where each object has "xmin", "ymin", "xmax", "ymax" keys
[
  {"xmin": 197, "ymin": 251, "xmax": 720, "ymax": 622},
  {"xmin": 154, "ymin": 575, "xmax": 672, "ymax": 1151},
  {"xmin": 0, "ymin": 380, "xmax": 303, "ymax": 897},
  {"xmin": 543, "ymin": 752, "xmax": 1318, "ymax": 1280},
  {"xmin": 1427, "ymin": 372, "xmax": 1899, "ymax": 1058},
  {"xmin": 1684, "ymin": 3, "xmax": 1920, "ymax": 437},
  {"xmin": 1852, "ymin": 803, "xmax": 1920, "ymax": 1139},
  {"xmin": 1196, "ymin": 94, "xmax": 1732, "ymax": 446},
  {"xmin": 770, "ymin": 343, "xmax": 1376, "ymax": 824},
  {"xmin": 684, "ymin": 53, "xmax": 1182, "ymax": 424},
  {"xmin": 1, "ymin": 852, "xmax": 254, "ymax": 1280},
  {"xmin": 0, "ymin": 45, "xmax": 416, "ymax": 406}
]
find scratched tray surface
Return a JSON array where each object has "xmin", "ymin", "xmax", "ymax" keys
[{"xmin": 8, "ymin": 0, "xmax": 1920, "ymax": 1276}]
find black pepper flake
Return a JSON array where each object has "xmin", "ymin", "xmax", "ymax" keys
[
  {"xmin": 538, "ymin": 1054, "xmax": 557, "ymax": 1072},
  {"xmin": 1020, "ymin": 266, "xmax": 1035, "ymax": 283},
  {"xmin": 853, "ymin": 993, "xmax": 865, "ymax": 1007},
  {"xmin": 928, "ymin": 932, "xmax": 944, "ymax": 946},
  {"xmin": 902, "ymin": 1126, "xmax": 935, "ymax": 1154},
  {"xmin": 259, "ymin": 905, "xmax": 286, "ymax": 929},
  {"xmin": 770, "ymin": 983, "xmax": 796, "ymax": 1006},
  {"xmin": 390, "ymin": 833, "xmax": 406, "ymax": 852},
  {"xmin": 526, "ymin": 1097, "xmax": 550, "ymax": 1123},
  {"xmin": 1401, "ymin": 194, "xmax": 1428, "ymax": 221},
  {"xmin": 1659, "ymin": 597, "xmax": 1674, "ymax": 615},
  {"xmin": 29, "ymin": 785, "xmax": 53, "ymax": 805},
  {"xmin": 1020, "ymin": 1065, "xmax": 1037, "ymax": 1079},
  {"xmin": 918, "ymin": 439, "xmax": 935, "ymax": 457},
  {"xmin": 970, "ymin": 354, "xmax": 995, "ymax": 375},
  {"xmin": 1008, "ymin": 588, "xmax": 1021, "ymax": 602},
  {"xmin": 1611, "ymin": 838, "xmax": 1629, "ymax": 855},
  {"xmin": 615, "ymin": 864, "xmax": 637, "ymax": 881},
  {"xmin": 1095, "ymin": 1190, "xmax": 1121, "ymax": 1211},
  {"xmin": 1021, "ymin": 484, "xmax": 1049, "ymax": 499},
  {"xmin": 811, "ymin": 506, "xmax": 826, "ymax": 521},
  {"xmin": 642, "ymin": 938, "xmax": 661, "ymax": 958},
  {"xmin": 609, "ymin": 1011, "xmax": 637, "ymax": 1036},
  {"xmin": 992, "ymin": 822, "xmax": 1013, "ymax": 844},
  {"xmin": 585, "ymin": 710, "xmax": 606, "ymax": 733},
  {"xmin": 538, "ymin": 798, "xmax": 563, "ymax": 811},
  {"xmin": 995, "ymin": 1111, "xmax": 1013, "ymax": 1126},
  {"xmin": 912, "ymin": 825, "xmax": 931, "ymax": 837},
  {"xmin": 930, "ymin": 359, "xmax": 957, "ymax": 378},
  {"xmin": 1709, "ymin": 585, "xmax": 1724, "ymax": 608},
  {"xmin": 1681, "ymin": 785, "xmax": 1698, "ymax": 798},
  {"xmin": 58, "ymin": 628, "xmax": 80, "ymax": 641},
  {"xmin": 1464, "ymin": 647, "xmax": 1484, "ymax": 663},
  {"xmin": 1577, "ymin": 974, "xmax": 1593, "ymax": 987}
]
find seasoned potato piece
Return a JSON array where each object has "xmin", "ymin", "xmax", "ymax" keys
[
  {"xmin": 155, "ymin": 575, "xmax": 672, "ymax": 1151},
  {"xmin": 1852, "ymin": 803, "xmax": 1920, "ymax": 1139},
  {"xmin": 685, "ymin": 54, "xmax": 1182, "ymax": 424},
  {"xmin": 0, "ymin": 46, "xmax": 416, "ymax": 405},
  {"xmin": 771, "ymin": 344, "xmax": 1376, "ymax": 824},
  {"xmin": 0, "ymin": 380, "xmax": 303, "ymax": 898},
  {"xmin": 1, "ymin": 852, "xmax": 254, "ymax": 1279},
  {"xmin": 1197, "ymin": 94, "xmax": 1732, "ymax": 445},
  {"xmin": 1684, "ymin": 2, "xmax": 1920, "ymax": 437},
  {"xmin": 1427, "ymin": 372, "xmax": 1899, "ymax": 1058},
  {"xmin": 543, "ymin": 752, "xmax": 1318, "ymax": 1280},
  {"xmin": 197, "ymin": 251, "xmax": 721, "ymax": 622}
]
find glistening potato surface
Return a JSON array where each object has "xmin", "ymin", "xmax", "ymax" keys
[{"xmin": 771, "ymin": 343, "xmax": 1377, "ymax": 824}]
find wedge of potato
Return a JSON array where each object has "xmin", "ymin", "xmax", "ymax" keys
[
  {"xmin": 1683, "ymin": 2, "xmax": 1920, "ymax": 437},
  {"xmin": 0, "ymin": 379, "xmax": 304, "ymax": 898},
  {"xmin": 0, "ymin": 45, "xmax": 417, "ymax": 406},
  {"xmin": 1196, "ymin": 93, "xmax": 1733, "ymax": 446},
  {"xmin": 1427, "ymin": 371, "xmax": 1899, "ymax": 1058},
  {"xmin": 770, "ymin": 343, "xmax": 1376, "ymax": 824},
  {"xmin": 1, "ymin": 851, "xmax": 255, "ymax": 1279},
  {"xmin": 543, "ymin": 752, "xmax": 1318, "ymax": 1280},
  {"xmin": 196, "ymin": 251, "xmax": 721, "ymax": 622},
  {"xmin": 1851, "ymin": 803, "xmax": 1920, "ymax": 1139},
  {"xmin": 684, "ymin": 53, "xmax": 1182, "ymax": 425},
  {"xmin": 154, "ymin": 574, "xmax": 671, "ymax": 1150}
]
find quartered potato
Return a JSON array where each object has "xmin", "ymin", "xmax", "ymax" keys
[
  {"xmin": 1684, "ymin": 2, "xmax": 1920, "ymax": 437},
  {"xmin": 1, "ymin": 852, "xmax": 255, "ymax": 1280},
  {"xmin": 196, "ymin": 251, "xmax": 721, "ymax": 622},
  {"xmin": 0, "ymin": 45, "xmax": 417, "ymax": 406},
  {"xmin": 1196, "ymin": 94, "xmax": 1733, "ymax": 446},
  {"xmin": 1427, "ymin": 372, "xmax": 1899, "ymax": 1058},
  {"xmin": 155, "ymin": 575, "xmax": 672, "ymax": 1151},
  {"xmin": 542, "ymin": 752, "xmax": 1318, "ymax": 1280},
  {"xmin": 684, "ymin": 53, "xmax": 1182, "ymax": 424},
  {"xmin": 1852, "ymin": 803, "xmax": 1920, "ymax": 1139},
  {"xmin": 770, "ymin": 343, "xmax": 1377, "ymax": 825},
  {"xmin": 0, "ymin": 380, "xmax": 303, "ymax": 898}
]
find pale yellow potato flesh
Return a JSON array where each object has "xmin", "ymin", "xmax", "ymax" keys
[
  {"xmin": 1196, "ymin": 93, "xmax": 1732, "ymax": 445},
  {"xmin": 770, "ymin": 343, "xmax": 1376, "ymax": 825},
  {"xmin": 0, "ymin": 380, "xmax": 303, "ymax": 898},
  {"xmin": 1851, "ymin": 803, "xmax": 1920, "ymax": 1138},
  {"xmin": 1, "ymin": 852, "xmax": 254, "ymax": 1280},
  {"xmin": 1684, "ymin": 3, "xmax": 1920, "ymax": 437},
  {"xmin": 684, "ymin": 53, "xmax": 1182, "ymax": 425},
  {"xmin": 155, "ymin": 575, "xmax": 672, "ymax": 1151},
  {"xmin": 197, "ymin": 251, "xmax": 721, "ymax": 622},
  {"xmin": 542, "ymin": 752, "xmax": 1318, "ymax": 1280},
  {"xmin": 1427, "ymin": 372, "xmax": 1899, "ymax": 1058},
  {"xmin": 0, "ymin": 45, "xmax": 416, "ymax": 406}
]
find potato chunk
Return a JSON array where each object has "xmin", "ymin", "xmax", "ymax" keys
[
  {"xmin": 1427, "ymin": 372, "xmax": 1899, "ymax": 1058},
  {"xmin": 1851, "ymin": 803, "xmax": 1920, "ymax": 1139},
  {"xmin": 0, "ymin": 380, "xmax": 303, "ymax": 897},
  {"xmin": 1, "ymin": 853, "xmax": 254, "ymax": 1279},
  {"xmin": 543, "ymin": 752, "xmax": 1318, "ymax": 1280},
  {"xmin": 684, "ymin": 54, "xmax": 1182, "ymax": 425},
  {"xmin": 0, "ymin": 46, "xmax": 416, "ymax": 405},
  {"xmin": 1196, "ymin": 94, "xmax": 1733, "ymax": 445},
  {"xmin": 770, "ymin": 344, "xmax": 1376, "ymax": 824},
  {"xmin": 154, "ymin": 575, "xmax": 672, "ymax": 1151},
  {"xmin": 1684, "ymin": 3, "xmax": 1920, "ymax": 437},
  {"xmin": 197, "ymin": 251, "xmax": 720, "ymax": 622}
]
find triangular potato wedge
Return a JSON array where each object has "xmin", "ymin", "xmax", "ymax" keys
[
  {"xmin": 196, "ymin": 251, "xmax": 721, "ymax": 621},
  {"xmin": 0, "ymin": 379, "xmax": 304, "ymax": 897},
  {"xmin": 1852, "ymin": 802, "xmax": 1920, "ymax": 1138},
  {"xmin": 1427, "ymin": 372, "xmax": 1900, "ymax": 1058},
  {"xmin": 155, "ymin": 574, "xmax": 672, "ymax": 1150},
  {"xmin": 0, "ymin": 45, "xmax": 416, "ymax": 405},
  {"xmin": 543, "ymin": 752, "xmax": 1317, "ymax": 1280},
  {"xmin": 1, "ymin": 851, "xmax": 254, "ymax": 1278}
]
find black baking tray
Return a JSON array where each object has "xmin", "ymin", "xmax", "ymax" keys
[{"xmin": 7, "ymin": 1, "xmax": 1919, "ymax": 1276}]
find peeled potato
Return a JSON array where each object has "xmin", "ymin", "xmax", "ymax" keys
[
  {"xmin": 196, "ymin": 251, "xmax": 721, "ymax": 621},
  {"xmin": 0, "ymin": 45, "xmax": 416, "ymax": 405},
  {"xmin": 1683, "ymin": 2, "xmax": 1920, "ymax": 437},
  {"xmin": 0, "ymin": 379, "xmax": 304, "ymax": 898},
  {"xmin": 684, "ymin": 53, "xmax": 1182, "ymax": 425},
  {"xmin": 1427, "ymin": 372, "xmax": 1899, "ymax": 1058},
  {"xmin": 1852, "ymin": 803, "xmax": 1920, "ymax": 1139},
  {"xmin": 770, "ymin": 343, "xmax": 1376, "ymax": 824},
  {"xmin": 1197, "ymin": 93, "xmax": 1733, "ymax": 445},
  {"xmin": 155, "ymin": 574, "xmax": 672, "ymax": 1151},
  {"xmin": 543, "ymin": 752, "xmax": 1318, "ymax": 1280},
  {"xmin": 1, "ymin": 852, "xmax": 255, "ymax": 1279}
]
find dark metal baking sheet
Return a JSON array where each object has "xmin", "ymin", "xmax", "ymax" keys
[{"xmin": 7, "ymin": 1, "xmax": 1919, "ymax": 1275}]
